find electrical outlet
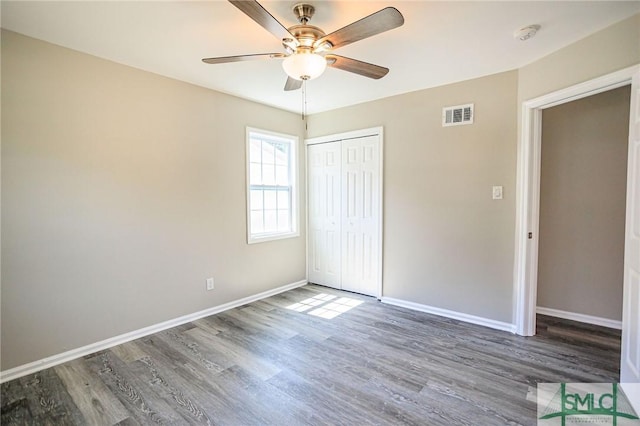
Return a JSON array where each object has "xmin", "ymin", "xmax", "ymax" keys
[{"xmin": 206, "ymin": 278, "xmax": 214, "ymax": 291}]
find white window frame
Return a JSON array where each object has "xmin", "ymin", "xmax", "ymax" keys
[{"xmin": 246, "ymin": 127, "xmax": 299, "ymax": 244}]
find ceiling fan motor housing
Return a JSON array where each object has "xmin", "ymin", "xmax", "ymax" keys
[
  {"xmin": 292, "ymin": 3, "xmax": 315, "ymax": 24},
  {"xmin": 287, "ymin": 25, "xmax": 325, "ymax": 50}
]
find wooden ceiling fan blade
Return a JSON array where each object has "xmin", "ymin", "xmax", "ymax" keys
[
  {"xmin": 284, "ymin": 77, "xmax": 303, "ymax": 91},
  {"xmin": 202, "ymin": 53, "xmax": 284, "ymax": 64},
  {"xmin": 228, "ymin": 0, "xmax": 298, "ymax": 47},
  {"xmin": 315, "ymin": 7, "xmax": 404, "ymax": 51},
  {"xmin": 326, "ymin": 55, "xmax": 389, "ymax": 79}
]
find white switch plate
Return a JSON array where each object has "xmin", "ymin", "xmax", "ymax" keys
[
  {"xmin": 206, "ymin": 278, "xmax": 214, "ymax": 291},
  {"xmin": 492, "ymin": 186, "xmax": 503, "ymax": 200}
]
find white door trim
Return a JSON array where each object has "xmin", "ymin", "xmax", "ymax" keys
[
  {"xmin": 513, "ymin": 65, "xmax": 640, "ymax": 336},
  {"xmin": 305, "ymin": 126, "xmax": 384, "ymax": 299}
]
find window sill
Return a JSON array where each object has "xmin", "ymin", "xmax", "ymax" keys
[{"xmin": 248, "ymin": 231, "xmax": 300, "ymax": 245}]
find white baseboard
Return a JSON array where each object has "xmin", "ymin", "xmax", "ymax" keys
[
  {"xmin": 536, "ymin": 306, "xmax": 622, "ymax": 330},
  {"xmin": 0, "ymin": 279, "xmax": 307, "ymax": 384},
  {"xmin": 381, "ymin": 297, "xmax": 516, "ymax": 333}
]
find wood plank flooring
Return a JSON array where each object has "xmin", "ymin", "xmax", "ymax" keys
[{"xmin": 1, "ymin": 284, "xmax": 621, "ymax": 425}]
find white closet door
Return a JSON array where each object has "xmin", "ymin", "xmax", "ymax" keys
[
  {"xmin": 308, "ymin": 142, "xmax": 342, "ymax": 288},
  {"xmin": 341, "ymin": 136, "xmax": 380, "ymax": 296}
]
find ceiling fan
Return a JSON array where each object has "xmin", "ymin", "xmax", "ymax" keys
[{"xmin": 202, "ymin": 1, "xmax": 405, "ymax": 91}]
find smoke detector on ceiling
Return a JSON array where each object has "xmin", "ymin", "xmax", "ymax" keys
[{"xmin": 514, "ymin": 25, "xmax": 540, "ymax": 41}]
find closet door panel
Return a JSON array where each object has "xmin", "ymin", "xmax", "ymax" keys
[
  {"xmin": 341, "ymin": 136, "xmax": 380, "ymax": 296},
  {"xmin": 308, "ymin": 142, "xmax": 341, "ymax": 288},
  {"xmin": 360, "ymin": 136, "xmax": 381, "ymax": 290},
  {"xmin": 341, "ymin": 141, "xmax": 362, "ymax": 293}
]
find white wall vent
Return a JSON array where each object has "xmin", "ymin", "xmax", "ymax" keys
[{"xmin": 442, "ymin": 103, "xmax": 474, "ymax": 127}]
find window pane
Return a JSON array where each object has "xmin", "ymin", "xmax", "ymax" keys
[
  {"xmin": 250, "ymin": 163, "xmax": 262, "ymax": 185},
  {"xmin": 264, "ymin": 210, "xmax": 277, "ymax": 233},
  {"xmin": 277, "ymin": 189, "xmax": 289, "ymax": 208},
  {"xmin": 251, "ymin": 211, "xmax": 264, "ymax": 234},
  {"xmin": 264, "ymin": 190, "xmax": 277, "ymax": 210},
  {"xmin": 250, "ymin": 189, "xmax": 263, "ymax": 211},
  {"xmin": 249, "ymin": 139, "xmax": 262, "ymax": 163},
  {"xmin": 263, "ymin": 164, "xmax": 275, "ymax": 185},
  {"xmin": 274, "ymin": 143, "xmax": 289, "ymax": 165},
  {"xmin": 262, "ymin": 142, "xmax": 276, "ymax": 165},
  {"xmin": 275, "ymin": 165, "xmax": 289, "ymax": 186},
  {"xmin": 277, "ymin": 210, "xmax": 291, "ymax": 232}
]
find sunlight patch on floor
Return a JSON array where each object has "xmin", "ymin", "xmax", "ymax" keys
[{"xmin": 286, "ymin": 293, "xmax": 363, "ymax": 319}]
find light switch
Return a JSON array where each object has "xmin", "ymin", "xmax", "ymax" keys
[{"xmin": 492, "ymin": 186, "xmax": 503, "ymax": 200}]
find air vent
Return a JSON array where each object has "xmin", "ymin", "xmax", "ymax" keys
[{"xmin": 442, "ymin": 103, "xmax": 474, "ymax": 127}]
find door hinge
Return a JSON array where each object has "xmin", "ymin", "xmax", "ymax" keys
[{"xmin": 528, "ymin": 232, "xmax": 533, "ymax": 239}]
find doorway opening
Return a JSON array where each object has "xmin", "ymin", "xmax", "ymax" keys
[
  {"xmin": 513, "ymin": 65, "xmax": 640, "ymax": 387},
  {"xmin": 513, "ymin": 65, "xmax": 637, "ymax": 337},
  {"xmin": 535, "ymin": 85, "xmax": 630, "ymax": 346}
]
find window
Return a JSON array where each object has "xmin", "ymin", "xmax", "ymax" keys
[{"xmin": 246, "ymin": 128, "xmax": 299, "ymax": 244}]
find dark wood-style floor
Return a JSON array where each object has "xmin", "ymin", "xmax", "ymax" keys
[{"xmin": 1, "ymin": 284, "xmax": 621, "ymax": 425}]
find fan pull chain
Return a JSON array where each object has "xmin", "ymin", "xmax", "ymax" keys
[{"xmin": 301, "ymin": 79, "xmax": 307, "ymax": 121}]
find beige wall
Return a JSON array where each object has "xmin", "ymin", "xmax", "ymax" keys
[
  {"xmin": 1, "ymin": 30, "xmax": 306, "ymax": 370},
  {"xmin": 308, "ymin": 71, "xmax": 519, "ymax": 323},
  {"xmin": 538, "ymin": 86, "xmax": 630, "ymax": 321}
]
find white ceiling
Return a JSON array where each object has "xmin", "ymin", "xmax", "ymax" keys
[{"xmin": 2, "ymin": 1, "xmax": 639, "ymax": 114}]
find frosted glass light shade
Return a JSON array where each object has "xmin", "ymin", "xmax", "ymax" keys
[{"xmin": 282, "ymin": 53, "xmax": 327, "ymax": 81}]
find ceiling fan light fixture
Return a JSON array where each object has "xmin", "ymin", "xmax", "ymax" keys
[{"xmin": 282, "ymin": 52, "xmax": 327, "ymax": 81}]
